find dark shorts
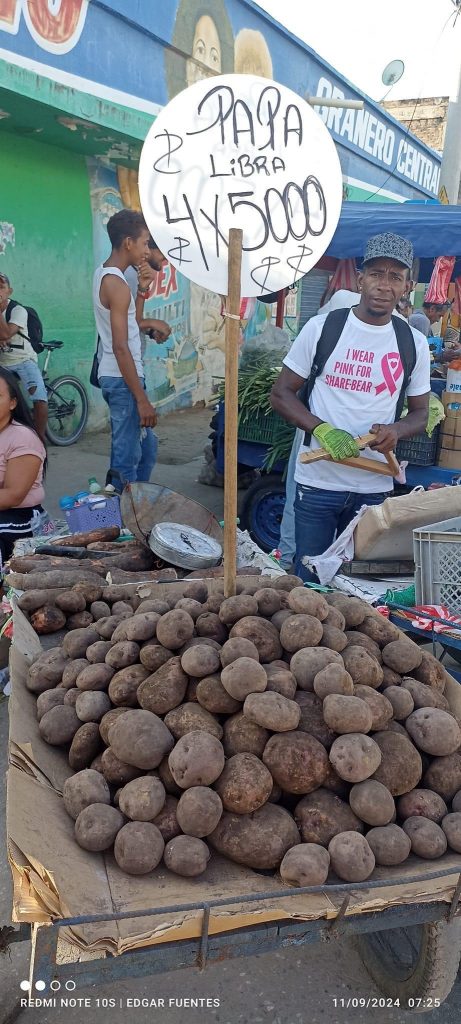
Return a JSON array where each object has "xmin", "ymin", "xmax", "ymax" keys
[{"xmin": 0, "ymin": 505, "xmax": 44, "ymax": 566}]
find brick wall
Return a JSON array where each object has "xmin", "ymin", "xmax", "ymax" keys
[{"xmin": 382, "ymin": 96, "xmax": 448, "ymax": 152}]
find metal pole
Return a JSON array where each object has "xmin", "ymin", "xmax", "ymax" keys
[{"xmin": 439, "ymin": 60, "xmax": 461, "ymax": 204}]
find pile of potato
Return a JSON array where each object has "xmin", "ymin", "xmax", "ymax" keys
[{"xmin": 24, "ymin": 576, "xmax": 461, "ymax": 885}]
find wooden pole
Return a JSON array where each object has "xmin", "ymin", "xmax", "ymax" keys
[{"xmin": 223, "ymin": 228, "xmax": 243, "ymax": 598}]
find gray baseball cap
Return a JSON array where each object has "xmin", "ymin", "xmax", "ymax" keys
[
  {"xmin": 363, "ymin": 232, "xmax": 413, "ymax": 270},
  {"xmin": 0, "ymin": 272, "xmax": 10, "ymax": 285}
]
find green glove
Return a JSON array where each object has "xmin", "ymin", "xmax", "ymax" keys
[{"xmin": 312, "ymin": 422, "xmax": 360, "ymax": 461}]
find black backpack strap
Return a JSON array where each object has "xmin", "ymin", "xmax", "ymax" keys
[
  {"xmin": 391, "ymin": 315, "xmax": 417, "ymax": 422},
  {"xmin": 4, "ymin": 299, "xmax": 16, "ymax": 323},
  {"xmin": 302, "ymin": 307, "xmax": 352, "ymax": 445}
]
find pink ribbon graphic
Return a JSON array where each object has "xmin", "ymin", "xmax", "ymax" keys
[{"xmin": 375, "ymin": 352, "xmax": 403, "ymax": 396}]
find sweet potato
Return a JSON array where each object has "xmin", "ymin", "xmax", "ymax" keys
[{"xmin": 30, "ymin": 605, "xmax": 66, "ymax": 634}]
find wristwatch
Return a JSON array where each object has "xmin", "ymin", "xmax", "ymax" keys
[{"xmin": 137, "ymin": 287, "xmax": 150, "ymax": 298}]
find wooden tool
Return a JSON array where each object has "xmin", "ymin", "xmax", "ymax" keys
[
  {"xmin": 299, "ymin": 431, "xmax": 400, "ymax": 477},
  {"xmin": 223, "ymin": 228, "xmax": 243, "ymax": 598}
]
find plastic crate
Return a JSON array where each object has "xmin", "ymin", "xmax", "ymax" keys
[
  {"xmin": 414, "ymin": 516, "xmax": 461, "ymax": 614},
  {"xmin": 238, "ymin": 409, "xmax": 294, "ymax": 445},
  {"xmin": 396, "ymin": 426, "xmax": 440, "ymax": 466},
  {"xmin": 65, "ymin": 497, "xmax": 122, "ymax": 534}
]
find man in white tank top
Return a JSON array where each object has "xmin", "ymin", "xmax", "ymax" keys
[{"xmin": 93, "ymin": 210, "xmax": 158, "ymax": 491}]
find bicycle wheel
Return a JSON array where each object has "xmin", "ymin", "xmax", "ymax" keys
[{"xmin": 45, "ymin": 375, "xmax": 89, "ymax": 446}]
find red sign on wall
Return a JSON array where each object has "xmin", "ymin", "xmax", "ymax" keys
[{"xmin": 0, "ymin": 0, "xmax": 88, "ymax": 54}]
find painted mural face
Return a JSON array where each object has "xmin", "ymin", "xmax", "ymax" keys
[
  {"xmin": 186, "ymin": 15, "xmax": 221, "ymax": 86},
  {"xmin": 234, "ymin": 29, "xmax": 273, "ymax": 78}
]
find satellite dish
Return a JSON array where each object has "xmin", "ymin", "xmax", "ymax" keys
[{"xmin": 382, "ymin": 59, "xmax": 405, "ymax": 87}]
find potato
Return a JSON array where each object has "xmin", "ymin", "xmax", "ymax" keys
[
  {"xmin": 349, "ymin": 780, "xmax": 395, "ymax": 826},
  {"xmin": 56, "ymin": 591, "xmax": 86, "ymax": 614},
  {"xmin": 218, "ymin": 594, "xmax": 258, "ymax": 623},
  {"xmin": 214, "ymin": 752, "xmax": 273, "ymax": 814},
  {"xmin": 109, "ymin": 709, "xmax": 174, "ymax": 770},
  {"xmin": 90, "ymin": 753, "xmax": 104, "ymax": 773},
  {"xmin": 168, "ymin": 731, "xmax": 225, "ymax": 789},
  {"xmin": 152, "ymin": 796, "xmax": 181, "ymax": 842},
  {"xmin": 174, "ymin": 598, "xmax": 204, "ymax": 621},
  {"xmin": 328, "ymin": 832, "xmax": 375, "ymax": 881},
  {"xmin": 273, "ymin": 574, "xmax": 304, "ymax": 591},
  {"xmin": 329, "ymin": 734, "xmax": 382, "ymax": 783},
  {"xmin": 101, "ymin": 747, "xmax": 141, "ymax": 784},
  {"xmin": 359, "ymin": 615, "xmax": 400, "ymax": 647},
  {"xmin": 229, "ymin": 616, "xmax": 282, "ymax": 663},
  {"xmin": 104, "ymin": 641, "xmax": 140, "ymax": 671},
  {"xmin": 90, "ymin": 601, "xmax": 111, "ymax": 620},
  {"xmin": 295, "ymin": 692, "xmax": 336, "ymax": 749},
  {"xmin": 176, "ymin": 786, "xmax": 223, "ymax": 837},
  {"xmin": 397, "ymin": 789, "xmax": 448, "ymax": 824},
  {"xmin": 63, "ymin": 627, "xmax": 99, "ymax": 659},
  {"xmin": 290, "ymin": 648, "xmax": 343, "ymax": 692},
  {"xmin": 441, "ymin": 812, "xmax": 461, "ymax": 853},
  {"xmin": 453, "ymin": 790, "xmax": 461, "ymax": 812},
  {"xmin": 157, "ymin": 756, "xmax": 181, "ymax": 796},
  {"xmin": 220, "ymin": 637, "xmax": 259, "ymax": 668},
  {"xmin": 195, "ymin": 674, "xmax": 240, "ymax": 715},
  {"xmin": 271, "ymin": 610, "xmax": 293, "ymax": 631},
  {"xmin": 36, "ymin": 689, "xmax": 66, "ymax": 720},
  {"xmin": 109, "ymin": 600, "xmax": 134, "ymax": 617},
  {"xmin": 195, "ymin": 612, "xmax": 227, "ymax": 645},
  {"xmin": 326, "ymin": 594, "xmax": 367, "ymax": 628},
  {"xmin": 402, "ymin": 816, "xmax": 447, "ymax": 859},
  {"xmin": 139, "ymin": 643, "xmax": 173, "ymax": 673},
  {"xmin": 108, "ymin": 664, "xmax": 149, "ymax": 707},
  {"xmin": 64, "ymin": 688, "xmax": 79, "ymax": 707},
  {"xmin": 412, "ymin": 650, "xmax": 447, "ymax": 692},
  {"xmin": 423, "ymin": 754, "xmax": 461, "ymax": 801},
  {"xmin": 99, "ymin": 707, "xmax": 129, "ymax": 745},
  {"xmin": 180, "ymin": 645, "xmax": 221, "ymax": 678},
  {"xmin": 164, "ymin": 835, "xmax": 210, "ymax": 876},
  {"xmin": 73, "ymin": 582, "xmax": 103, "ymax": 603},
  {"xmin": 243, "ymin": 691, "xmax": 300, "ymax": 732},
  {"xmin": 164, "ymin": 702, "xmax": 223, "ymax": 740},
  {"xmin": 294, "ymin": 789, "xmax": 363, "ymax": 845},
  {"xmin": 221, "ymin": 657, "xmax": 267, "ymax": 701},
  {"xmin": 344, "ymin": 631, "xmax": 381, "ymax": 662},
  {"xmin": 86, "ymin": 641, "xmax": 113, "ymax": 665},
  {"xmin": 287, "ymin": 588, "xmax": 328, "ymax": 619},
  {"xmin": 371, "ymin": 731, "xmax": 422, "ymax": 796},
  {"xmin": 63, "ymin": 769, "xmax": 111, "ymax": 819},
  {"xmin": 313, "ymin": 664, "xmax": 354, "ymax": 699},
  {"xmin": 323, "ymin": 694, "xmax": 372, "ymax": 735},
  {"xmin": 67, "ymin": 611, "xmax": 95, "ymax": 630},
  {"xmin": 39, "ymin": 705, "xmax": 81, "ymax": 745},
  {"xmin": 401, "ymin": 678, "xmax": 449, "ymax": 712},
  {"xmin": 366, "ymin": 824, "xmax": 411, "ymax": 866},
  {"xmin": 325, "ymin": 607, "xmax": 346, "ymax": 632},
  {"xmin": 118, "ymin": 776, "xmax": 166, "ymax": 821},
  {"xmin": 75, "ymin": 803, "xmax": 124, "ymax": 852},
  {"xmin": 181, "ymin": 637, "xmax": 221, "ymax": 655},
  {"xmin": 263, "ymin": 731, "xmax": 329, "ymax": 794},
  {"xmin": 406, "ymin": 708, "xmax": 461, "ymax": 756},
  {"xmin": 280, "ymin": 614, "xmax": 323, "ymax": 654},
  {"xmin": 319, "ymin": 625, "xmax": 348, "ymax": 653},
  {"xmin": 75, "ymin": 691, "xmax": 111, "ymax": 723},
  {"xmin": 69, "ymin": 723, "xmax": 102, "ymax": 771},
  {"xmin": 31, "ymin": 605, "xmax": 67, "ymax": 635},
  {"xmin": 137, "ymin": 599, "xmax": 171, "ymax": 615},
  {"xmin": 381, "ymin": 669, "xmax": 402, "ymax": 692},
  {"xmin": 137, "ymin": 657, "xmax": 188, "ymax": 715},
  {"xmin": 205, "ymin": 593, "xmax": 225, "ymax": 614},
  {"xmin": 383, "ymin": 685, "xmax": 414, "ymax": 720},
  {"xmin": 76, "ymin": 663, "xmax": 114, "ymax": 692},
  {"xmin": 209, "ymin": 804, "xmax": 300, "ymax": 869},
  {"xmin": 382, "ymin": 639, "xmax": 422, "ymax": 675},
  {"xmin": 280, "ymin": 843, "xmax": 330, "ymax": 886},
  {"xmin": 223, "ymin": 712, "xmax": 269, "ymax": 759},
  {"xmin": 178, "ymin": 581, "xmax": 206, "ymax": 603},
  {"xmin": 253, "ymin": 588, "xmax": 282, "ymax": 617},
  {"xmin": 353, "ymin": 686, "xmax": 393, "ymax": 731},
  {"xmin": 114, "ymin": 821, "xmax": 164, "ymax": 875},
  {"xmin": 264, "ymin": 664, "xmax": 297, "ymax": 699},
  {"xmin": 95, "ymin": 615, "xmax": 128, "ymax": 640},
  {"xmin": 341, "ymin": 647, "xmax": 383, "ymax": 689},
  {"xmin": 60, "ymin": 658, "xmax": 89, "ymax": 690},
  {"xmin": 112, "ymin": 612, "xmax": 160, "ymax": 644},
  {"xmin": 321, "ymin": 760, "xmax": 350, "ymax": 799},
  {"xmin": 27, "ymin": 651, "xmax": 69, "ymax": 693}
]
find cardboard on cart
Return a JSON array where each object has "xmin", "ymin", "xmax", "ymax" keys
[
  {"xmin": 439, "ymin": 448, "xmax": 461, "ymax": 469},
  {"xmin": 354, "ymin": 485, "xmax": 461, "ymax": 559},
  {"xmin": 7, "ymin": 593, "xmax": 461, "ymax": 959}
]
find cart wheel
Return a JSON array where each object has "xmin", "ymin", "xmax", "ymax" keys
[
  {"xmin": 240, "ymin": 474, "xmax": 285, "ymax": 553},
  {"xmin": 357, "ymin": 917, "xmax": 461, "ymax": 1012}
]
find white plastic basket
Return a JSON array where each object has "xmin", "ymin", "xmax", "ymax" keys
[{"xmin": 414, "ymin": 516, "xmax": 461, "ymax": 614}]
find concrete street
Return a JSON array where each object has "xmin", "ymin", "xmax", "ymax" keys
[{"xmin": 1, "ymin": 408, "xmax": 461, "ymax": 1023}]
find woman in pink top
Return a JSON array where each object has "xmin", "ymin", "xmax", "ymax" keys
[{"xmin": 0, "ymin": 367, "xmax": 46, "ymax": 563}]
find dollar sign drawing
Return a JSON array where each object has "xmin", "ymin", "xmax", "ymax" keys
[
  {"xmin": 167, "ymin": 237, "xmax": 192, "ymax": 264},
  {"xmin": 250, "ymin": 256, "xmax": 280, "ymax": 292}
]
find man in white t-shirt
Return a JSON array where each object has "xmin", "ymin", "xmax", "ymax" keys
[
  {"xmin": 0, "ymin": 273, "xmax": 48, "ymax": 441},
  {"xmin": 271, "ymin": 232, "xmax": 430, "ymax": 581}
]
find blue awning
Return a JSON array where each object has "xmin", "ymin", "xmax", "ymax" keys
[{"xmin": 326, "ymin": 202, "xmax": 461, "ymax": 279}]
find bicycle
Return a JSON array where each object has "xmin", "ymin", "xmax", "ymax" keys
[{"xmin": 40, "ymin": 340, "xmax": 89, "ymax": 446}]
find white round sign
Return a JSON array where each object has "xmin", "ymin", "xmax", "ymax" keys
[{"xmin": 139, "ymin": 75, "xmax": 343, "ymax": 297}]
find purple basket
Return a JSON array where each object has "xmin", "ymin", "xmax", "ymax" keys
[{"xmin": 65, "ymin": 497, "xmax": 122, "ymax": 534}]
